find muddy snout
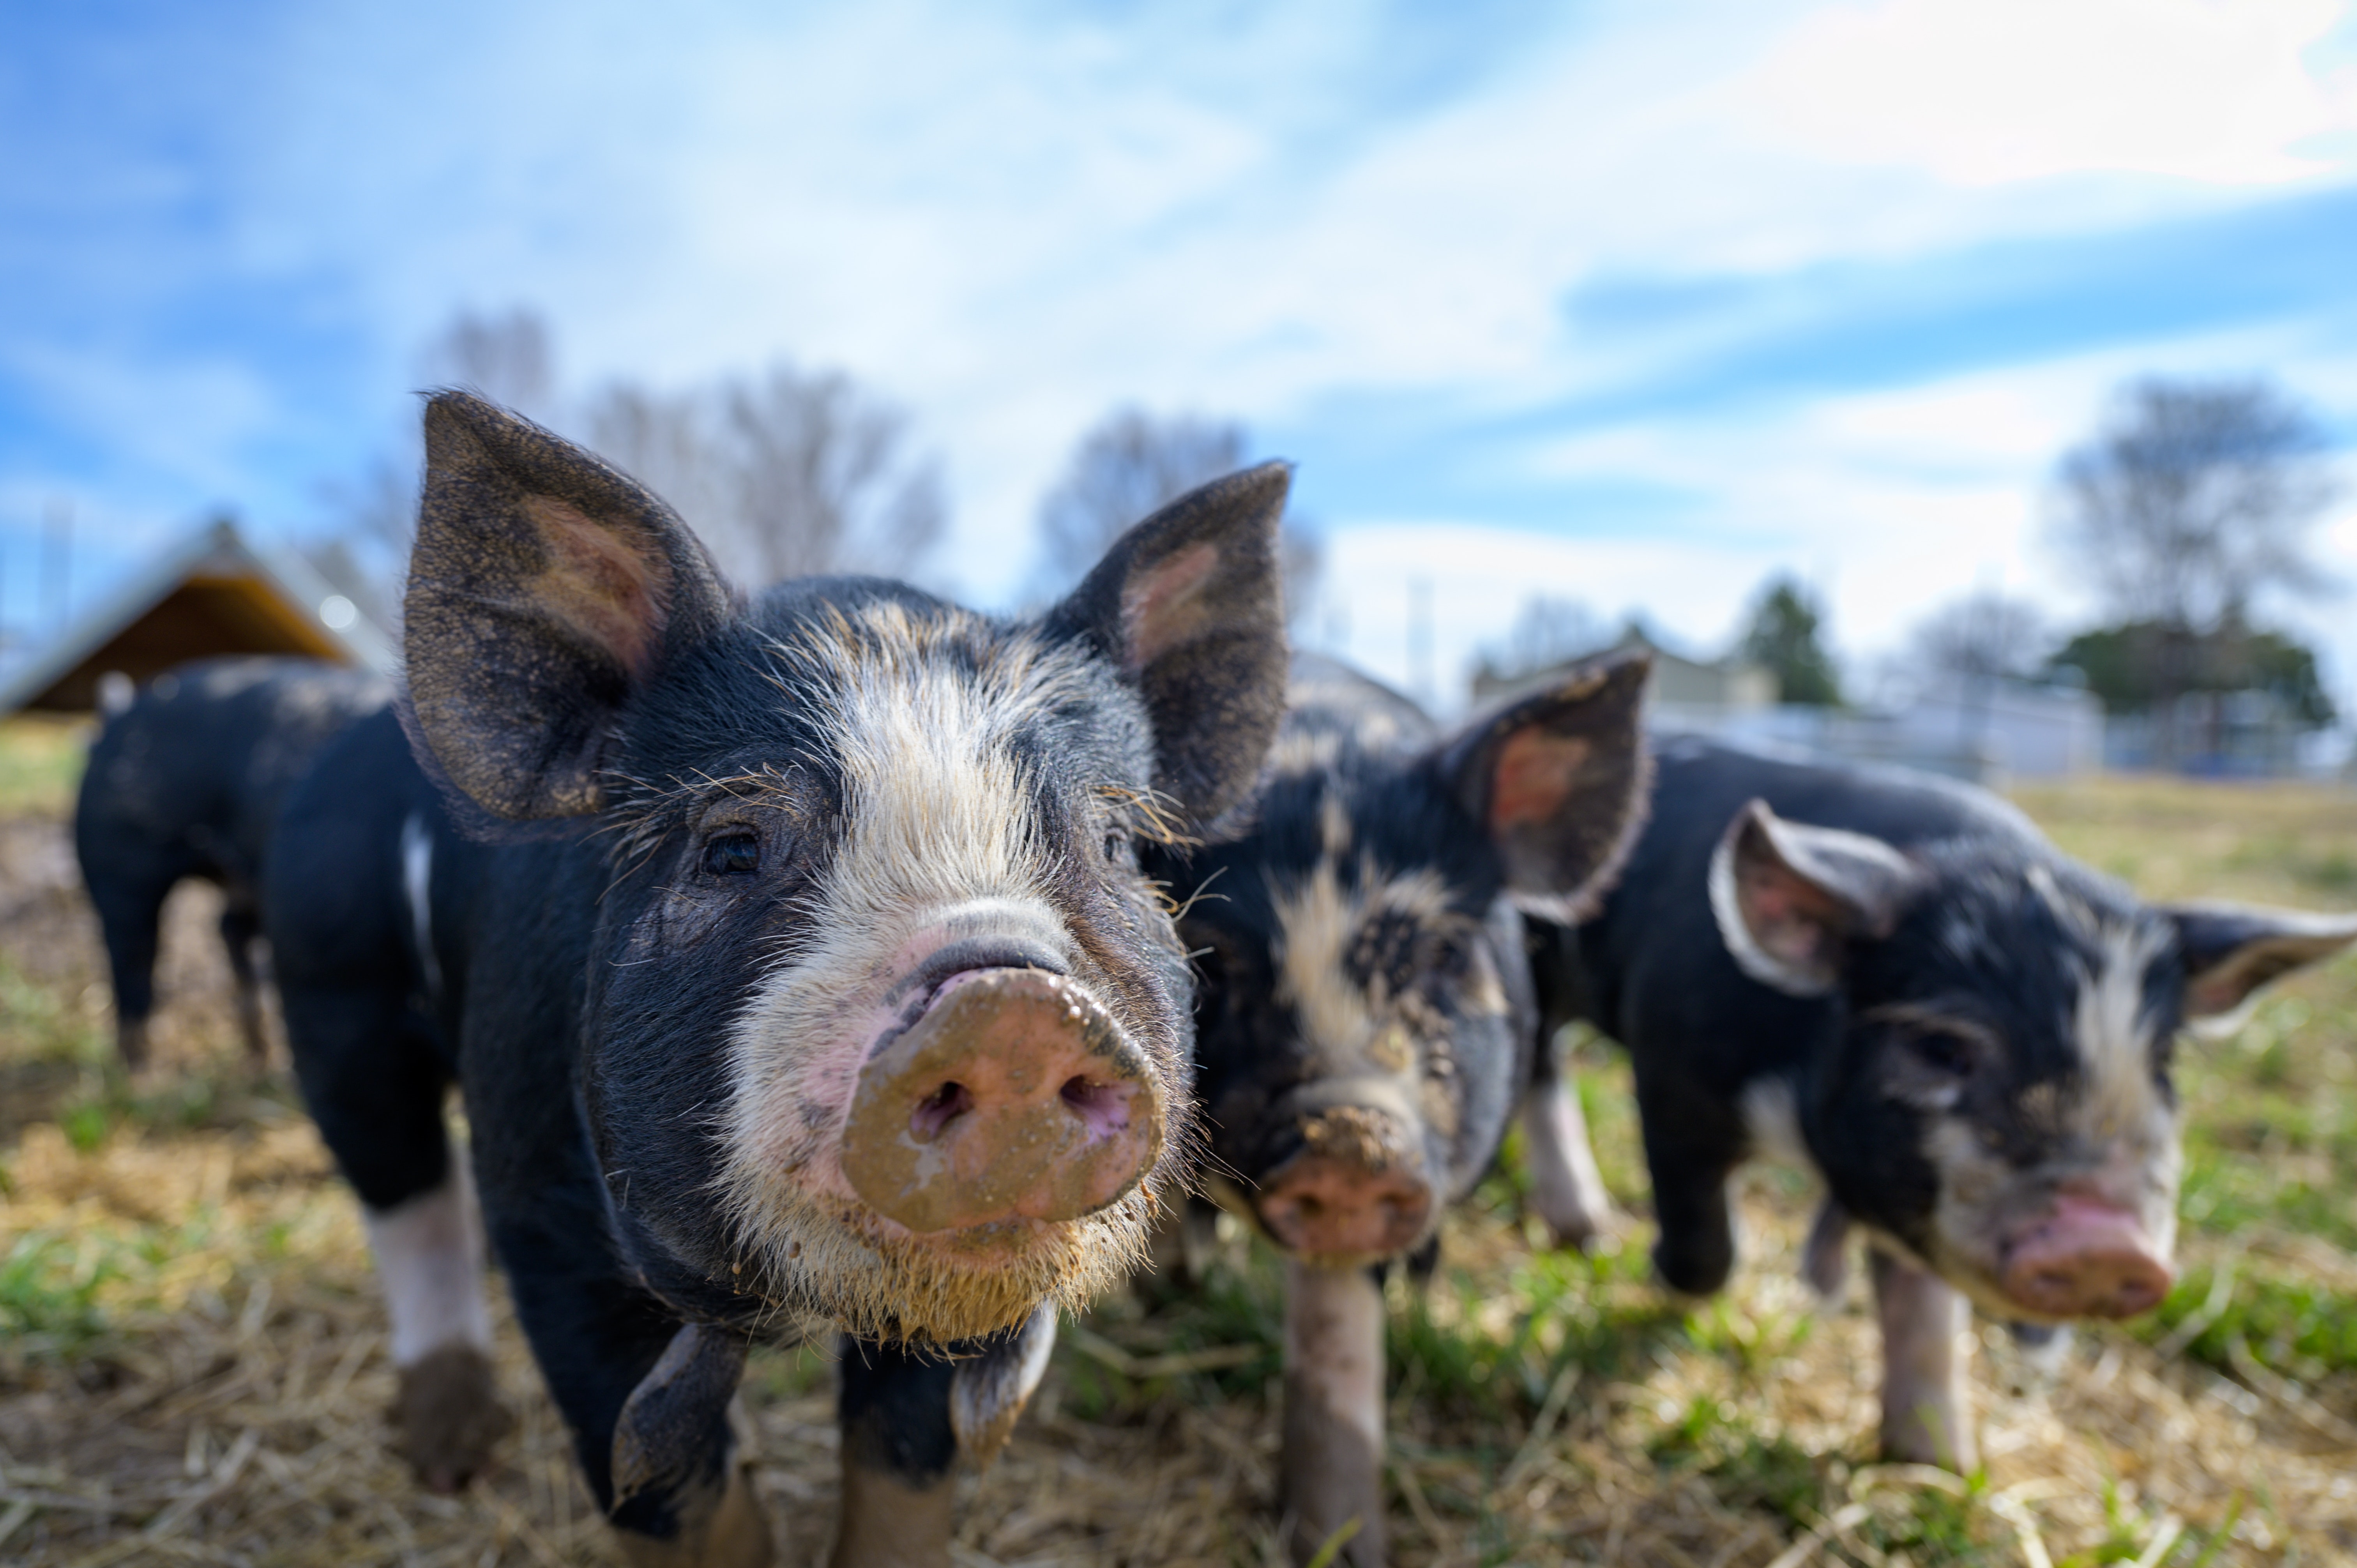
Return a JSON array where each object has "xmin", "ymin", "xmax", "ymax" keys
[
  {"xmin": 841, "ymin": 969, "xmax": 1163, "ymax": 1235},
  {"xmin": 2000, "ymin": 1195, "xmax": 2173, "ymax": 1320},
  {"xmin": 1255, "ymin": 1105, "xmax": 1433, "ymax": 1260}
]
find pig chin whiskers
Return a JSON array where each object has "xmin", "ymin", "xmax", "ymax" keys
[{"xmin": 721, "ymin": 1178, "xmax": 1167, "ymax": 1346}]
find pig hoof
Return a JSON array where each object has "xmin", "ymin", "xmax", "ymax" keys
[
  {"xmin": 115, "ymin": 1018, "xmax": 152, "ymax": 1074},
  {"xmin": 1539, "ymin": 1202, "xmax": 1625, "ymax": 1252},
  {"xmin": 615, "ymin": 1462, "xmax": 776, "ymax": 1568},
  {"xmin": 392, "ymin": 1345, "xmax": 514, "ymax": 1493}
]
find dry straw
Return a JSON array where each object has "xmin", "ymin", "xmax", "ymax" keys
[{"xmin": 6, "ymin": 793, "xmax": 2357, "ymax": 1565}]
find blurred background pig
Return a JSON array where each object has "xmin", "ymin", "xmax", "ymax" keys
[{"xmin": 74, "ymin": 656, "xmax": 388, "ymax": 1070}]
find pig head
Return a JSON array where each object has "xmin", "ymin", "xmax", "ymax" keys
[
  {"xmin": 1173, "ymin": 652, "xmax": 1652, "ymax": 1269},
  {"xmin": 400, "ymin": 390, "xmax": 1292, "ymax": 1349},
  {"xmin": 1715, "ymin": 798, "xmax": 2357, "ymax": 1328},
  {"xmin": 1156, "ymin": 652, "xmax": 1648, "ymax": 1568}
]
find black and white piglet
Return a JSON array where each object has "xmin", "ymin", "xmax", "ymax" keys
[
  {"xmin": 1149, "ymin": 652, "xmax": 1649, "ymax": 1566},
  {"xmin": 76, "ymin": 655, "xmax": 389, "ymax": 1069},
  {"xmin": 265, "ymin": 392, "xmax": 1292, "ymax": 1567},
  {"xmin": 1534, "ymin": 735, "xmax": 2357, "ymax": 1469}
]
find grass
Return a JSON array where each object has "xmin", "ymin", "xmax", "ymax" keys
[
  {"xmin": 0, "ymin": 771, "xmax": 2352, "ymax": 1564},
  {"xmin": 0, "ymin": 716, "xmax": 87, "ymax": 818}
]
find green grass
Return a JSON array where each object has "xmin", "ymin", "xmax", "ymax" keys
[
  {"xmin": 0, "ymin": 1206, "xmax": 245, "ymax": 1358},
  {"xmin": 0, "ymin": 1229, "xmax": 119, "ymax": 1348},
  {"xmin": 0, "ymin": 715, "xmax": 89, "ymax": 816},
  {"xmin": 2144, "ymin": 1263, "xmax": 2357, "ymax": 1379},
  {"xmin": 0, "ymin": 952, "xmax": 106, "ymax": 1066}
]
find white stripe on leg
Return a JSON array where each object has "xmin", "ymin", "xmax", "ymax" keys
[{"xmin": 362, "ymin": 1152, "xmax": 492, "ymax": 1368}]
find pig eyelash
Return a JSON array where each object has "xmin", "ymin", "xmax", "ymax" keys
[
  {"xmin": 700, "ymin": 831, "xmax": 764, "ymax": 878},
  {"xmin": 1863, "ymin": 1003, "xmax": 2001, "ymax": 1074}
]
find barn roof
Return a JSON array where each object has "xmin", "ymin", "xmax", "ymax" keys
[{"xmin": 0, "ymin": 520, "xmax": 397, "ymax": 715}]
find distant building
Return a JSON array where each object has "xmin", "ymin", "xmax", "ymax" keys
[
  {"xmin": 1472, "ymin": 631, "xmax": 1777, "ymax": 726},
  {"xmin": 2101, "ymin": 690, "xmax": 2313, "ymax": 779},
  {"xmin": 1472, "ymin": 634, "xmax": 2101, "ymax": 782},
  {"xmin": 1716, "ymin": 679, "xmax": 2102, "ymax": 782},
  {"xmin": 0, "ymin": 520, "xmax": 396, "ymax": 716}
]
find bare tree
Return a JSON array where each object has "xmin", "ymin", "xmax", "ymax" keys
[
  {"xmin": 2050, "ymin": 376, "xmax": 2341, "ymax": 761},
  {"xmin": 1032, "ymin": 410, "xmax": 1247, "ymax": 598},
  {"xmin": 1030, "ymin": 406, "xmax": 1318, "ymax": 621},
  {"xmin": 2053, "ymin": 376, "xmax": 2339, "ymax": 632},
  {"xmin": 419, "ymin": 306, "xmax": 555, "ymax": 420},
  {"xmin": 584, "ymin": 363, "xmax": 945, "ymax": 589},
  {"xmin": 1905, "ymin": 592, "xmax": 2050, "ymax": 683},
  {"xmin": 1477, "ymin": 594, "xmax": 1608, "ymax": 685},
  {"xmin": 720, "ymin": 367, "xmax": 945, "ymax": 583},
  {"xmin": 310, "ymin": 306, "xmax": 560, "ymax": 627}
]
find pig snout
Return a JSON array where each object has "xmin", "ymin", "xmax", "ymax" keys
[
  {"xmin": 840, "ymin": 968, "xmax": 1163, "ymax": 1235},
  {"xmin": 1999, "ymin": 1195, "xmax": 2173, "ymax": 1319},
  {"xmin": 1255, "ymin": 1108, "xmax": 1433, "ymax": 1259}
]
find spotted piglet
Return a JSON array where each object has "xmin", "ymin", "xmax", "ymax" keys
[
  {"xmin": 267, "ymin": 392, "xmax": 1293, "ymax": 1567},
  {"xmin": 1532, "ymin": 735, "xmax": 2357, "ymax": 1470},
  {"xmin": 1148, "ymin": 651, "xmax": 1650, "ymax": 1566}
]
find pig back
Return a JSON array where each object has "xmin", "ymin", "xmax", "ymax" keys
[
  {"xmin": 80, "ymin": 656, "xmax": 389, "ymax": 894},
  {"xmin": 1563, "ymin": 737, "xmax": 2036, "ymax": 1090}
]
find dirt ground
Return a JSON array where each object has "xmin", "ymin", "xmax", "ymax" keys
[{"xmin": 4, "ymin": 730, "xmax": 2356, "ymax": 1566}]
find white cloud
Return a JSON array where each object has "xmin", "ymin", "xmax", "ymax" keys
[
  {"xmin": 12, "ymin": 0, "xmax": 2357, "ymax": 717},
  {"xmin": 1742, "ymin": 0, "xmax": 2356, "ymax": 186}
]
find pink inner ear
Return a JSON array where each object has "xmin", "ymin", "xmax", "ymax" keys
[
  {"xmin": 524, "ymin": 495, "xmax": 671, "ymax": 678},
  {"xmin": 1489, "ymin": 729, "xmax": 1592, "ymax": 831},
  {"xmin": 1737, "ymin": 854, "xmax": 1844, "ymax": 966},
  {"xmin": 1118, "ymin": 541, "xmax": 1222, "ymax": 671}
]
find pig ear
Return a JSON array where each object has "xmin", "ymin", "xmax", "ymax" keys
[
  {"xmin": 1708, "ymin": 799, "xmax": 1921, "ymax": 997},
  {"xmin": 1042, "ymin": 462, "xmax": 1291, "ymax": 832},
  {"xmin": 403, "ymin": 390, "xmax": 733, "ymax": 820},
  {"xmin": 1438, "ymin": 649, "xmax": 1653, "ymax": 922},
  {"xmin": 2163, "ymin": 902, "xmax": 2357, "ymax": 1023}
]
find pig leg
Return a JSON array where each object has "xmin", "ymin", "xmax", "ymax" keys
[
  {"xmin": 1282, "ymin": 1260, "xmax": 1386, "ymax": 1568},
  {"xmin": 1520, "ymin": 1054, "xmax": 1620, "ymax": 1249},
  {"xmin": 488, "ymin": 1219, "xmax": 770, "ymax": 1565},
  {"xmin": 1870, "ymin": 1247, "xmax": 1977, "ymax": 1471},
  {"xmin": 1634, "ymin": 1075, "xmax": 1746, "ymax": 1297},
  {"xmin": 85, "ymin": 869, "xmax": 171, "ymax": 1072},
  {"xmin": 833, "ymin": 1340, "xmax": 958, "ymax": 1568},
  {"xmin": 282, "ymin": 982, "xmax": 513, "ymax": 1491},
  {"xmin": 218, "ymin": 899, "xmax": 269, "ymax": 1063}
]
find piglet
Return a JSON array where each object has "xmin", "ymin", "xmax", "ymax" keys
[
  {"xmin": 1150, "ymin": 651, "xmax": 1650, "ymax": 1566},
  {"xmin": 267, "ymin": 392, "xmax": 1292, "ymax": 1566},
  {"xmin": 1533, "ymin": 735, "xmax": 2357, "ymax": 1469},
  {"xmin": 76, "ymin": 655, "xmax": 388, "ymax": 1069}
]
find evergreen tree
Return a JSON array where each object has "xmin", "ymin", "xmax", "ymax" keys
[{"xmin": 1738, "ymin": 575, "xmax": 1842, "ymax": 707}]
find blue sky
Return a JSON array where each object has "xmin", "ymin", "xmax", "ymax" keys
[{"xmin": 6, "ymin": 0, "xmax": 2357, "ymax": 710}]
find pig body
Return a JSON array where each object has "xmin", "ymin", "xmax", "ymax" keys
[
  {"xmin": 1540, "ymin": 733, "xmax": 2357, "ymax": 1468},
  {"xmin": 75, "ymin": 655, "xmax": 389, "ymax": 1068},
  {"xmin": 1152, "ymin": 652, "xmax": 1648, "ymax": 1566},
  {"xmin": 265, "ymin": 393, "xmax": 1292, "ymax": 1567}
]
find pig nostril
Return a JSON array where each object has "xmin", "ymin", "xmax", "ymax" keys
[
  {"xmin": 1058, "ymin": 1075, "xmax": 1129, "ymax": 1136},
  {"xmin": 910, "ymin": 1081, "xmax": 974, "ymax": 1141}
]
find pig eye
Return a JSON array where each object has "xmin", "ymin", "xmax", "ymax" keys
[
  {"xmin": 700, "ymin": 831, "xmax": 763, "ymax": 878},
  {"xmin": 1907, "ymin": 1031, "xmax": 1975, "ymax": 1078},
  {"xmin": 1103, "ymin": 831, "xmax": 1128, "ymax": 863}
]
